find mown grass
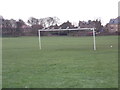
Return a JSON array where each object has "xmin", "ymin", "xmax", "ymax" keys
[{"xmin": 2, "ymin": 36, "xmax": 118, "ymax": 88}]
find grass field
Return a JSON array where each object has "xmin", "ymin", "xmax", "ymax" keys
[{"xmin": 2, "ymin": 36, "xmax": 118, "ymax": 88}]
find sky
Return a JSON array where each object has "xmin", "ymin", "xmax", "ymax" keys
[{"xmin": 0, "ymin": 0, "xmax": 119, "ymax": 25}]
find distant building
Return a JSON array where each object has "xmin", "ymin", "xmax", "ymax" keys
[{"xmin": 106, "ymin": 16, "xmax": 120, "ymax": 33}]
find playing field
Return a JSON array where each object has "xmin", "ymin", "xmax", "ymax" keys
[{"xmin": 2, "ymin": 36, "xmax": 118, "ymax": 88}]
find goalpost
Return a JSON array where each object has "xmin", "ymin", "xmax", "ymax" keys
[{"xmin": 38, "ymin": 28, "xmax": 96, "ymax": 50}]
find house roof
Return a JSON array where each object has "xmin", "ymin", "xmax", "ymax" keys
[{"xmin": 109, "ymin": 16, "xmax": 120, "ymax": 24}]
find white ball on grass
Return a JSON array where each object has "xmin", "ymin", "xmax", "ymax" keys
[{"xmin": 110, "ymin": 45, "xmax": 112, "ymax": 47}]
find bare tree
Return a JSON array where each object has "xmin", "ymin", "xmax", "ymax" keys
[
  {"xmin": 28, "ymin": 17, "xmax": 39, "ymax": 26},
  {"xmin": 38, "ymin": 17, "xmax": 60, "ymax": 28},
  {"xmin": 38, "ymin": 18, "xmax": 46, "ymax": 28},
  {"xmin": 46, "ymin": 17, "xmax": 59, "ymax": 27}
]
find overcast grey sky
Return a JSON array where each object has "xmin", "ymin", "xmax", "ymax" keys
[{"xmin": 0, "ymin": 0, "xmax": 119, "ymax": 25}]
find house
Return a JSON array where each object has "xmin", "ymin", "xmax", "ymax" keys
[{"xmin": 106, "ymin": 16, "xmax": 120, "ymax": 33}]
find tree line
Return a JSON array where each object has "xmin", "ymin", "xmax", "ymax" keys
[{"xmin": 0, "ymin": 16, "xmax": 104, "ymax": 37}]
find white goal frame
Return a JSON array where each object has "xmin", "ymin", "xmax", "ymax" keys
[{"xmin": 38, "ymin": 28, "xmax": 96, "ymax": 50}]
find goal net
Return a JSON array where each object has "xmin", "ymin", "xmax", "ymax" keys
[{"xmin": 38, "ymin": 28, "xmax": 96, "ymax": 50}]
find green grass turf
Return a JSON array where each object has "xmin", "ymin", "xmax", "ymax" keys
[{"xmin": 2, "ymin": 36, "xmax": 118, "ymax": 88}]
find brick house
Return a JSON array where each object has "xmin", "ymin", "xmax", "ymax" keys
[{"xmin": 106, "ymin": 16, "xmax": 120, "ymax": 33}]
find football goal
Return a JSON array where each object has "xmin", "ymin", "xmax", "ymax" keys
[{"xmin": 38, "ymin": 28, "xmax": 96, "ymax": 50}]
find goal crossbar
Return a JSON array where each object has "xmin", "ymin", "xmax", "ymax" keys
[
  {"xmin": 38, "ymin": 28, "xmax": 96, "ymax": 50},
  {"xmin": 38, "ymin": 28, "xmax": 93, "ymax": 32}
]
